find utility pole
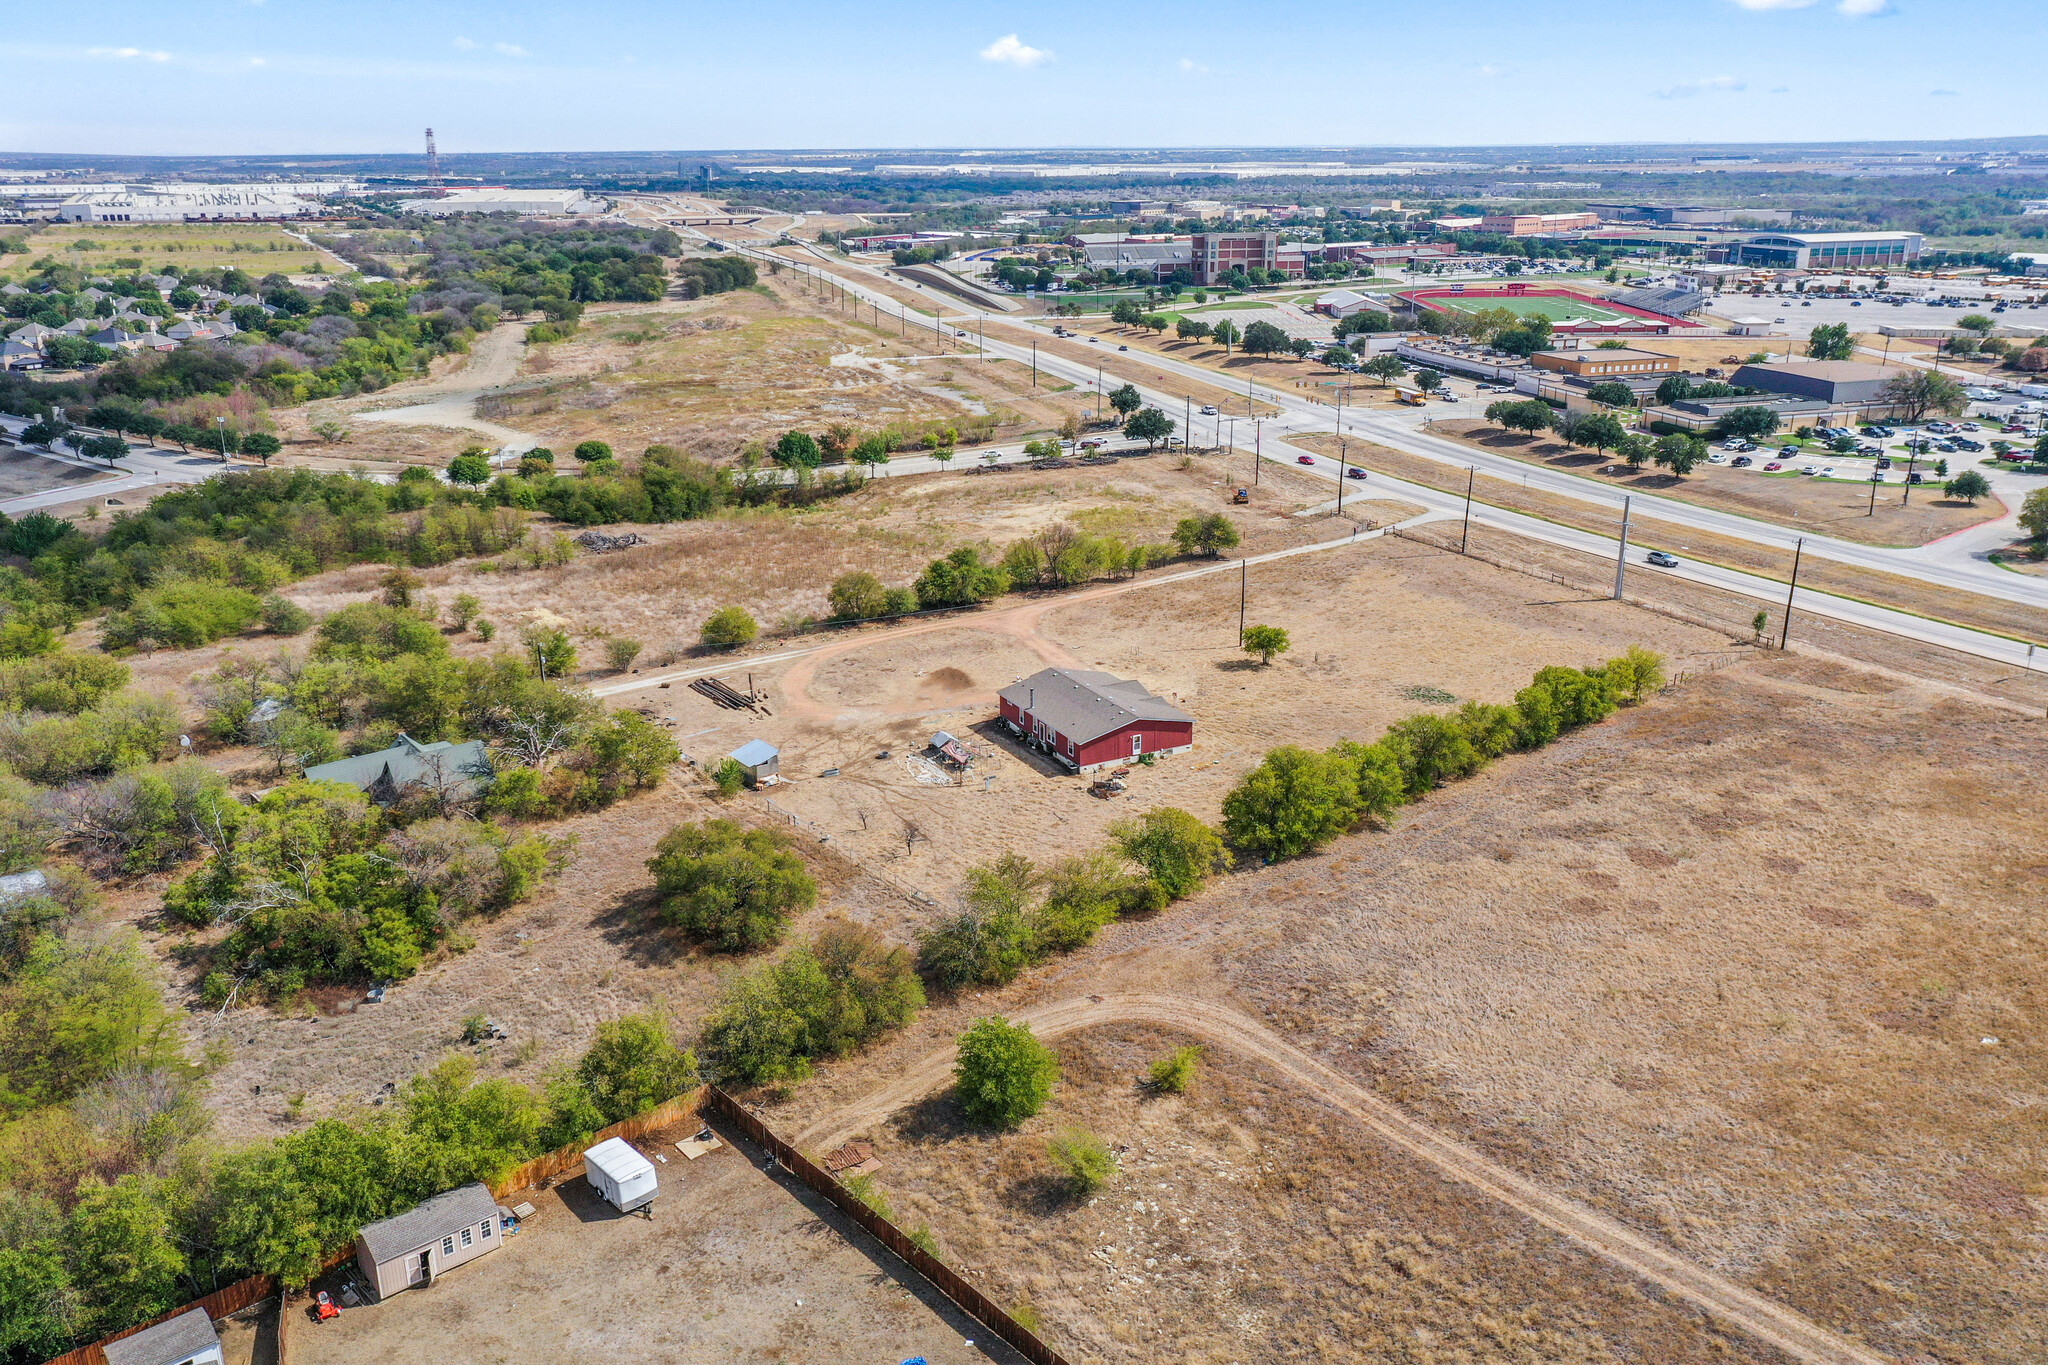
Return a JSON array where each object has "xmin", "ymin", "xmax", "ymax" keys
[
  {"xmin": 1253, "ymin": 419, "xmax": 1261, "ymax": 484},
  {"xmin": 1239, "ymin": 558, "xmax": 1247, "ymax": 646},
  {"xmin": 1868, "ymin": 468, "xmax": 1881, "ymax": 515},
  {"xmin": 1460, "ymin": 466, "xmax": 1475, "ymax": 552},
  {"xmin": 1778, "ymin": 536, "xmax": 1804, "ymax": 650},
  {"xmin": 1613, "ymin": 495, "xmax": 1632, "ymax": 599},
  {"xmin": 1185, "ymin": 395, "xmax": 1191, "ymax": 449},
  {"xmin": 1095, "ymin": 362, "xmax": 1103, "ymax": 422}
]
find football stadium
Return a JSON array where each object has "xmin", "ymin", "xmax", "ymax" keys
[{"xmin": 1394, "ymin": 283, "xmax": 1713, "ymax": 337}]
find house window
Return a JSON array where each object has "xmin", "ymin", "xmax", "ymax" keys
[
  {"xmin": 461, "ymin": 1227, "xmax": 473, "ymax": 1248},
  {"xmin": 442, "ymin": 1236, "xmax": 455, "ymax": 1256},
  {"xmin": 481, "ymin": 1219, "xmax": 494, "ymax": 1239}
]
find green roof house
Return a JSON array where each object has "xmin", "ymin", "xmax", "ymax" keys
[{"xmin": 303, "ymin": 733, "xmax": 491, "ymax": 806}]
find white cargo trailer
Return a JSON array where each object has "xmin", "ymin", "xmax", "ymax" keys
[{"xmin": 583, "ymin": 1137, "xmax": 658, "ymax": 1216}]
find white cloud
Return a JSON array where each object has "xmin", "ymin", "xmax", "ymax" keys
[
  {"xmin": 1929, "ymin": 87, "xmax": 1959, "ymax": 96},
  {"xmin": 453, "ymin": 36, "xmax": 478, "ymax": 50},
  {"xmin": 979, "ymin": 34, "xmax": 1052, "ymax": 67},
  {"xmin": 1178, "ymin": 57, "xmax": 1209, "ymax": 74},
  {"xmin": 1768, "ymin": 84, "xmax": 1791, "ymax": 93},
  {"xmin": 86, "ymin": 46, "xmax": 171, "ymax": 62},
  {"xmin": 1475, "ymin": 62, "xmax": 1512, "ymax": 78},
  {"xmin": 493, "ymin": 42, "xmax": 528, "ymax": 57},
  {"xmin": 1656, "ymin": 75, "xmax": 1747, "ymax": 98}
]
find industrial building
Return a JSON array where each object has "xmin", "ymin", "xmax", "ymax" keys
[
  {"xmin": 1728, "ymin": 359, "xmax": 1899, "ymax": 405},
  {"xmin": 1731, "ymin": 231, "xmax": 1923, "ymax": 270},
  {"xmin": 1530, "ymin": 348, "xmax": 1677, "ymax": 379},
  {"xmin": 54, "ymin": 188, "xmax": 326, "ymax": 222},
  {"xmin": 1478, "ymin": 211, "xmax": 1600, "ymax": 236},
  {"xmin": 395, "ymin": 188, "xmax": 609, "ymax": 217}
]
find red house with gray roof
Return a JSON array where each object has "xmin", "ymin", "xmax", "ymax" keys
[{"xmin": 997, "ymin": 667, "xmax": 1194, "ymax": 773}]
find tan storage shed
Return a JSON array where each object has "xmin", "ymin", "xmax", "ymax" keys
[{"xmin": 354, "ymin": 1182, "xmax": 503, "ymax": 1300}]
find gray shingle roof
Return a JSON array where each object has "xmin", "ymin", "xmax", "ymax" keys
[
  {"xmin": 103, "ymin": 1309, "xmax": 219, "ymax": 1365},
  {"xmin": 302, "ymin": 734, "xmax": 489, "ymax": 798},
  {"xmin": 358, "ymin": 1182, "xmax": 498, "ymax": 1265},
  {"xmin": 998, "ymin": 667, "xmax": 1192, "ymax": 745}
]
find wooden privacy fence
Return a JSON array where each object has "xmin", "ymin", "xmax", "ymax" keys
[
  {"xmin": 41, "ymin": 1274, "xmax": 276, "ymax": 1365},
  {"xmin": 490, "ymin": 1089, "xmax": 704, "ymax": 1198},
  {"xmin": 704, "ymin": 1086, "xmax": 1073, "ymax": 1365}
]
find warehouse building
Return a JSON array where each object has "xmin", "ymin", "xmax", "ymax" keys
[
  {"xmin": 396, "ymin": 188, "xmax": 609, "ymax": 217},
  {"xmin": 1729, "ymin": 359, "xmax": 1898, "ymax": 405},
  {"xmin": 56, "ymin": 189, "xmax": 325, "ymax": 221},
  {"xmin": 1732, "ymin": 231, "xmax": 1923, "ymax": 270}
]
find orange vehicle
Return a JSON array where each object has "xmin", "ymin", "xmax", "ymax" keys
[{"xmin": 1394, "ymin": 387, "xmax": 1426, "ymax": 406}]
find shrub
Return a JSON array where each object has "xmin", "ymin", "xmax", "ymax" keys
[
  {"xmin": 700, "ymin": 606, "xmax": 758, "ymax": 648},
  {"xmin": 0, "ymin": 650, "xmax": 128, "ymax": 715},
  {"xmin": 711, "ymin": 757, "xmax": 747, "ymax": 797},
  {"xmin": 259, "ymin": 594, "xmax": 313, "ymax": 635},
  {"xmin": 699, "ymin": 921, "xmax": 924, "ymax": 1085},
  {"xmin": 1380, "ymin": 713, "xmax": 1484, "ymax": 796},
  {"xmin": 916, "ymin": 902, "xmax": 1032, "ymax": 990},
  {"xmin": 1220, "ymin": 746, "xmax": 1364, "ymax": 861},
  {"xmin": 1149, "ymin": 1044, "xmax": 1202, "ymax": 1094},
  {"xmin": 313, "ymin": 602, "xmax": 447, "ymax": 663},
  {"xmin": 1325, "ymin": 739, "xmax": 1408, "ymax": 826},
  {"xmin": 0, "ymin": 693, "xmax": 182, "ymax": 785},
  {"xmin": 828, "ymin": 572, "xmax": 892, "ymax": 621},
  {"xmin": 913, "ymin": 547, "xmax": 1010, "ymax": 607},
  {"xmin": 1170, "ymin": 513, "xmax": 1240, "ymax": 558},
  {"xmin": 1108, "ymin": 808, "xmax": 1228, "ymax": 901},
  {"xmin": 572, "ymin": 440, "xmax": 613, "ymax": 465},
  {"xmin": 647, "ymin": 819, "xmax": 817, "ymax": 952},
  {"xmin": 1046, "ymin": 1128, "xmax": 1117, "ymax": 1196},
  {"xmin": 99, "ymin": 582, "xmax": 263, "ymax": 651},
  {"xmin": 953, "ymin": 1016, "xmax": 1059, "ymax": 1128},
  {"xmin": 575, "ymin": 1013, "xmax": 698, "ymax": 1123},
  {"xmin": 1593, "ymin": 647, "xmax": 1665, "ymax": 705},
  {"xmin": 1030, "ymin": 850, "xmax": 1139, "ymax": 955},
  {"xmin": 603, "ymin": 636, "xmax": 644, "ymax": 672}
]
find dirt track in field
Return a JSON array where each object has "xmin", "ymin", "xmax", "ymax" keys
[{"xmin": 800, "ymin": 992, "xmax": 1890, "ymax": 1365}]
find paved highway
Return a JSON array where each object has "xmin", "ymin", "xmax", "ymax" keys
[{"xmin": 706, "ymin": 237, "xmax": 2045, "ymax": 668}]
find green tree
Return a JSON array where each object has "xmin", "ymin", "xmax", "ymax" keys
[
  {"xmin": 1380, "ymin": 713, "xmax": 1483, "ymax": 796},
  {"xmin": 1208, "ymin": 318, "xmax": 1240, "ymax": 353},
  {"xmin": 576, "ymin": 1013, "xmax": 697, "ymax": 1123},
  {"xmin": 1220, "ymin": 746, "xmax": 1364, "ymax": 861},
  {"xmin": 1108, "ymin": 807, "xmax": 1229, "ymax": 900},
  {"xmin": 446, "ymin": 452, "xmax": 492, "ymax": 485},
  {"xmin": 1240, "ymin": 321, "xmax": 1290, "ymax": 356},
  {"xmin": 829, "ymin": 571, "xmax": 893, "ymax": 621},
  {"xmin": 1653, "ymin": 432, "xmax": 1704, "ymax": 477},
  {"xmin": 700, "ymin": 606, "xmax": 758, "ymax": 648},
  {"xmin": 1110, "ymin": 298, "xmax": 1143, "ymax": 328},
  {"xmin": 647, "ymin": 819, "xmax": 818, "ymax": 952},
  {"xmin": 772, "ymin": 430, "xmax": 821, "ymax": 468},
  {"xmin": 1877, "ymin": 369, "xmax": 1965, "ymax": 423},
  {"xmin": 953, "ymin": 1016, "xmax": 1059, "ymax": 1128},
  {"xmin": 1654, "ymin": 374, "xmax": 1695, "ymax": 405},
  {"xmin": 1170, "ymin": 513, "xmax": 1240, "ymax": 558},
  {"xmin": 1572, "ymin": 411, "xmax": 1627, "ymax": 454},
  {"xmin": 1363, "ymin": 354, "xmax": 1407, "ymax": 387},
  {"xmin": 1123, "ymin": 406, "xmax": 1174, "ymax": 449},
  {"xmin": 2021, "ymin": 487, "xmax": 2048, "ymax": 542},
  {"xmin": 1175, "ymin": 316, "xmax": 1212, "ymax": 342},
  {"xmin": 1806, "ymin": 322, "xmax": 1854, "ymax": 361},
  {"xmin": 66, "ymin": 1176, "xmax": 187, "ymax": 1336},
  {"xmin": 520, "ymin": 625, "xmax": 576, "ymax": 678},
  {"xmin": 1715, "ymin": 406, "xmax": 1781, "ymax": 441},
  {"xmin": 1326, "ymin": 739, "xmax": 1409, "ymax": 826},
  {"xmin": 1240, "ymin": 623, "xmax": 1290, "ymax": 665},
  {"xmin": 572, "ymin": 439, "xmax": 613, "ymax": 465},
  {"xmin": 1942, "ymin": 469, "xmax": 1992, "ymax": 505},
  {"xmin": 1616, "ymin": 433, "xmax": 1654, "ymax": 469},
  {"xmin": 1108, "ymin": 383, "xmax": 1143, "ymax": 417},
  {"xmin": 79, "ymin": 435, "xmax": 129, "ymax": 464},
  {"xmin": 914, "ymin": 546, "xmax": 1010, "ymax": 607},
  {"xmin": 1412, "ymin": 367, "xmax": 1443, "ymax": 394},
  {"xmin": 1585, "ymin": 380, "xmax": 1635, "ymax": 408},
  {"xmin": 1956, "ymin": 313, "xmax": 1995, "ymax": 336}
]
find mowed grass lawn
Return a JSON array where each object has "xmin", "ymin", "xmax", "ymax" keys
[
  {"xmin": 9, "ymin": 222, "xmax": 330, "ymax": 277},
  {"xmin": 1428, "ymin": 293, "xmax": 1626, "ymax": 324}
]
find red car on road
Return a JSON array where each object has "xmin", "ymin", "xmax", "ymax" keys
[{"xmin": 1296, "ymin": 455, "xmax": 1316, "ymax": 465}]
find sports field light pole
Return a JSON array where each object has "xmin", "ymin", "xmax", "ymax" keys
[
  {"xmin": 1778, "ymin": 536, "xmax": 1805, "ymax": 650},
  {"xmin": 1612, "ymin": 495, "xmax": 1632, "ymax": 599}
]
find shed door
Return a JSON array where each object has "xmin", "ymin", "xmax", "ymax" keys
[
  {"xmin": 411, "ymin": 1250, "xmax": 431, "ymax": 1285},
  {"xmin": 1131, "ymin": 734, "xmax": 1144, "ymax": 756}
]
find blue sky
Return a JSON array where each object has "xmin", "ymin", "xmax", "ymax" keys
[{"xmin": 0, "ymin": 0, "xmax": 2032, "ymax": 156}]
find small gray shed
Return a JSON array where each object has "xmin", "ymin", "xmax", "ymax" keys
[
  {"xmin": 727, "ymin": 739, "xmax": 779, "ymax": 788},
  {"xmin": 103, "ymin": 1309, "xmax": 222, "ymax": 1365},
  {"xmin": 354, "ymin": 1182, "xmax": 503, "ymax": 1299}
]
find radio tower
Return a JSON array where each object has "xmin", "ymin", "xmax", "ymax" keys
[{"xmin": 424, "ymin": 128, "xmax": 441, "ymax": 185}]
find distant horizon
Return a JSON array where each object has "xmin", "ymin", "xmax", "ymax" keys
[{"xmin": 4, "ymin": 0, "xmax": 2041, "ymax": 155}]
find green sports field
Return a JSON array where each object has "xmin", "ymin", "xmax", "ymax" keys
[{"xmin": 1425, "ymin": 293, "xmax": 1629, "ymax": 324}]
